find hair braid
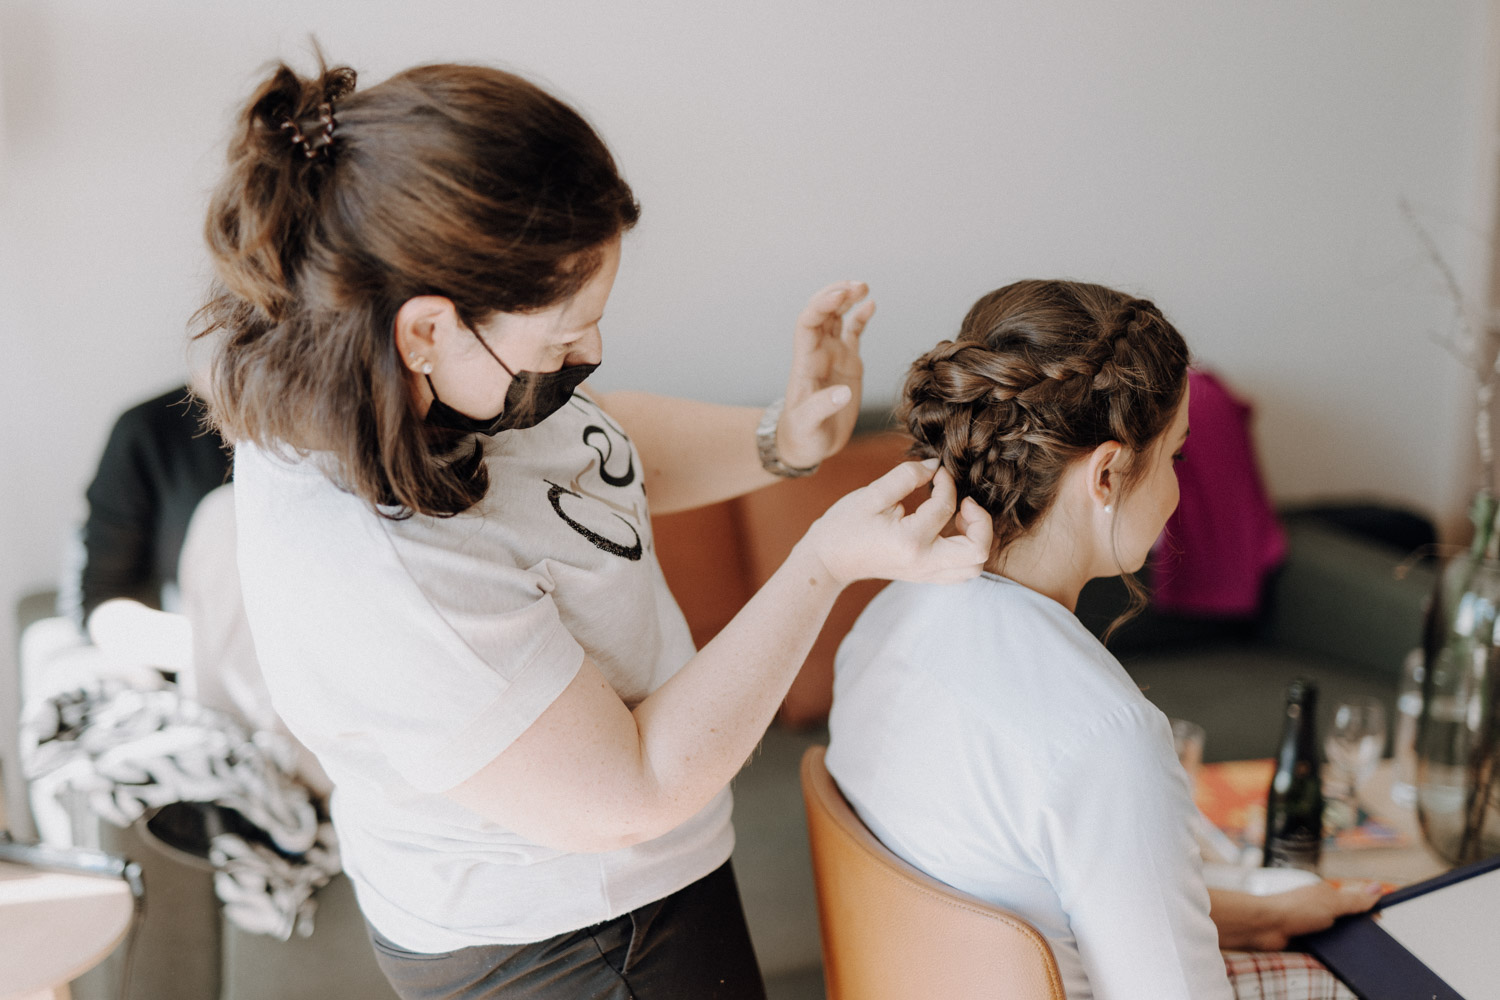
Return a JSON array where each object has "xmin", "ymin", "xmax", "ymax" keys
[{"xmin": 896, "ymin": 278, "xmax": 1189, "ymax": 566}]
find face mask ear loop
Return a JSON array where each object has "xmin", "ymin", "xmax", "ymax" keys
[
  {"xmin": 423, "ymin": 325, "xmax": 519, "ymax": 410},
  {"xmin": 465, "ymin": 325, "xmax": 518, "ymax": 379}
]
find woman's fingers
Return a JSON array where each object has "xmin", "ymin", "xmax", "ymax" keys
[
  {"xmin": 788, "ymin": 384, "xmax": 855, "ymax": 428},
  {"xmin": 924, "ymin": 527, "xmax": 991, "ymax": 578},
  {"xmin": 803, "ymin": 461, "xmax": 933, "ymax": 586},
  {"xmin": 900, "ymin": 468, "xmax": 990, "ymax": 578},
  {"xmin": 953, "ymin": 496, "xmax": 995, "ymax": 554},
  {"xmin": 796, "ymin": 281, "xmax": 870, "ymax": 336},
  {"xmin": 1269, "ymin": 880, "xmax": 1381, "ymax": 941},
  {"xmin": 785, "ymin": 282, "xmax": 868, "ymax": 443},
  {"xmin": 777, "ymin": 384, "xmax": 858, "ymax": 469},
  {"xmin": 1333, "ymin": 883, "xmax": 1383, "ymax": 915},
  {"xmin": 855, "ymin": 458, "xmax": 939, "ymax": 514},
  {"xmin": 842, "ymin": 299, "xmax": 875, "ymax": 345},
  {"xmin": 809, "ymin": 460, "xmax": 989, "ymax": 587},
  {"xmin": 913, "ymin": 477, "xmax": 990, "ymax": 577},
  {"xmin": 908, "ymin": 464, "xmax": 959, "ymax": 535},
  {"xmin": 952, "ymin": 496, "xmax": 983, "ymax": 538}
]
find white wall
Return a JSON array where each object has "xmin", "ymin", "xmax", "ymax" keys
[{"xmin": 2, "ymin": 0, "xmax": 1496, "ymax": 828}]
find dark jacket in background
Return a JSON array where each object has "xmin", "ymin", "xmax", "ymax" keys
[{"xmin": 80, "ymin": 386, "xmax": 231, "ymax": 620}]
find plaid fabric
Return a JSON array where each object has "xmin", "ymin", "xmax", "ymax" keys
[{"xmin": 1222, "ymin": 950, "xmax": 1356, "ymax": 1000}]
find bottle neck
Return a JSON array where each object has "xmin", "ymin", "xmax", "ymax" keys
[{"xmin": 1280, "ymin": 692, "xmax": 1319, "ymax": 762}]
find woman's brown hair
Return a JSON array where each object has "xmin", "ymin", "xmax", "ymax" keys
[
  {"xmin": 195, "ymin": 55, "xmax": 640, "ymax": 516},
  {"xmin": 897, "ymin": 280, "xmax": 1189, "ymax": 625}
]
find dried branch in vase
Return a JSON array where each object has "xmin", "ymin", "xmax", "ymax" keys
[
  {"xmin": 1404, "ymin": 198, "xmax": 1500, "ymax": 863},
  {"xmin": 1402, "ymin": 197, "xmax": 1500, "ymax": 493}
]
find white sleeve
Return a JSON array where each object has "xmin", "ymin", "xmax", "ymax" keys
[
  {"xmin": 253, "ymin": 554, "xmax": 586, "ymax": 793},
  {"xmin": 233, "ymin": 455, "xmax": 587, "ymax": 794},
  {"xmin": 1037, "ymin": 704, "xmax": 1233, "ymax": 1000}
]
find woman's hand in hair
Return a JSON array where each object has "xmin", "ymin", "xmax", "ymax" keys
[
  {"xmin": 802, "ymin": 459, "xmax": 993, "ymax": 588},
  {"xmin": 776, "ymin": 281, "xmax": 874, "ymax": 470}
]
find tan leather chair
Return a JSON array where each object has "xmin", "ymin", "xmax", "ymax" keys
[{"xmin": 800, "ymin": 746, "xmax": 1065, "ymax": 1000}]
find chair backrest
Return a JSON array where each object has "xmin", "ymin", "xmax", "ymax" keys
[{"xmin": 800, "ymin": 746, "xmax": 1065, "ymax": 1000}]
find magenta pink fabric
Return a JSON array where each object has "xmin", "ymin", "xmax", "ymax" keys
[{"xmin": 1151, "ymin": 369, "xmax": 1287, "ymax": 617}]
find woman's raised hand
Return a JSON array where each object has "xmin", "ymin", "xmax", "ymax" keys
[
  {"xmin": 775, "ymin": 281, "xmax": 874, "ymax": 470},
  {"xmin": 802, "ymin": 459, "xmax": 993, "ymax": 588}
]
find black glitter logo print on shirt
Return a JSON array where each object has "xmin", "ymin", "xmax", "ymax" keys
[
  {"xmin": 543, "ymin": 397, "xmax": 644, "ymax": 561},
  {"xmin": 544, "ymin": 478, "xmax": 643, "ymax": 560},
  {"xmin": 583, "ymin": 424, "xmax": 634, "ymax": 487}
]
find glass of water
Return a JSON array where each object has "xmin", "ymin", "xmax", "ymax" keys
[
  {"xmin": 1323, "ymin": 696, "xmax": 1387, "ymax": 832},
  {"xmin": 1390, "ymin": 649, "xmax": 1424, "ymax": 806},
  {"xmin": 1170, "ymin": 717, "xmax": 1206, "ymax": 788}
]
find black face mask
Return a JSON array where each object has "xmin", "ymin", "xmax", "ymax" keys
[{"xmin": 424, "ymin": 329, "xmax": 598, "ymax": 435}]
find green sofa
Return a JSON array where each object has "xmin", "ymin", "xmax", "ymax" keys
[{"xmin": 1076, "ymin": 511, "xmax": 1434, "ymax": 763}]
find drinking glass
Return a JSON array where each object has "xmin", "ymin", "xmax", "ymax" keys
[
  {"xmin": 1390, "ymin": 649, "xmax": 1424, "ymax": 807},
  {"xmin": 1170, "ymin": 718, "xmax": 1206, "ymax": 789},
  {"xmin": 1323, "ymin": 696, "xmax": 1387, "ymax": 832}
]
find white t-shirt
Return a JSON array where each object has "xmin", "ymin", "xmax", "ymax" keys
[
  {"xmin": 233, "ymin": 394, "xmax": 732, "ymax": 951},
  {"xmin": 827, "ymin": 574, "xmax": 1232, "ymax": 1000}
]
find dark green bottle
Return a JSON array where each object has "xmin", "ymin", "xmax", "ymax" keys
[{"xmin": 1263, "ymin": 679, "xmax": 1323, "ymax": 871}]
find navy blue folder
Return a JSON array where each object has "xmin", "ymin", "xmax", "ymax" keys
[{"xmin": 1298, "ymin": 853, "xmax": 1500, "ymax": 1000}]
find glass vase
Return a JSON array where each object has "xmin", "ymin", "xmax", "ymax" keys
[{"xmin": 1416, "ymin": 494, "xmax": 1500, "ymax": 865}]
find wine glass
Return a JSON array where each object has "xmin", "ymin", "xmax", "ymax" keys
[
  {"xmin": 1170, "ymin": 718, "xmax": 1206, "ymax": 788},
  {"xmin": 1323, "ymin": 696, "xmax": 1388, "ymax": 832}
]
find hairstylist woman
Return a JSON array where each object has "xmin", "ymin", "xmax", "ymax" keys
[{"xmin": 197, "ymin": 59, "xmax": 990, "ymax": 1000}]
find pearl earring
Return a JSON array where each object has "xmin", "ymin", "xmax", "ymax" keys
[
  {"xmin": 1104, "ymin": 504, "xmax": 1113, "ymax": 514},
  {"xmin": 421, "ymin": 362, "xmax": 434, "ymax": 375}
]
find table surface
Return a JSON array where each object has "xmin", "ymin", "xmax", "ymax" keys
[
  {"xmin": 1311, "ymin": 761, "xmax": 1448, "ymax": 887},
  {"xmin": 0, "ymin": 860, "xmax": 134, "ymax": 1000}
]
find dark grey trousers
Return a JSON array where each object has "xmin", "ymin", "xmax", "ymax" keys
[{"xmin": 366, "ymin": 861, "xmax": 767, "ymax": 1000}]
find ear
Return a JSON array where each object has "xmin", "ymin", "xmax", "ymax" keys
[
  {"xmin": 1084, "ymin": 441, "xmax": 1126, "ymax": 510},
  {"xmin": 393, "ymin": 296, "xmax": 461, "ymax": 374}
]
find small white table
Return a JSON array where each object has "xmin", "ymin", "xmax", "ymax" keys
[{"xmin": 0, "ymin": 859, "xmax": 135, "ymax": 1000}]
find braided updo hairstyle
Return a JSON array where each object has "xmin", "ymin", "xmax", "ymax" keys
[{"xmin": 899, "ymin": 279, "xmax": 1189, "ymax": 561}]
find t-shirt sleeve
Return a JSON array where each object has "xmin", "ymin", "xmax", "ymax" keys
[
  {"xmin": 234, "ymin": 461, "xmax": 587, "ymax": 795},
  {"xmin": 1037, "ymin": 705, "xmax": 1233, "ymax": 1000},
  {"xmin": 331, "ymin": 582, "xmax": 587, "ymax": 795}
]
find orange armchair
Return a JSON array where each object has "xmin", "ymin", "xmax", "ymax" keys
[{"xmin": 652, "ymin": 431, "xmax": 912, "ymax": 726}]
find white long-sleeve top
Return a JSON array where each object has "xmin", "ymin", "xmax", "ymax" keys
[{"xmin": 827, "ymin": 573, "xmax": 1233, "ymax": 1000}]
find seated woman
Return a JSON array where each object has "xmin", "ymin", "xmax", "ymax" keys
[{"xmin": 826, "ymin": 280, "xmax": 1376, "ymax": 1000}]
